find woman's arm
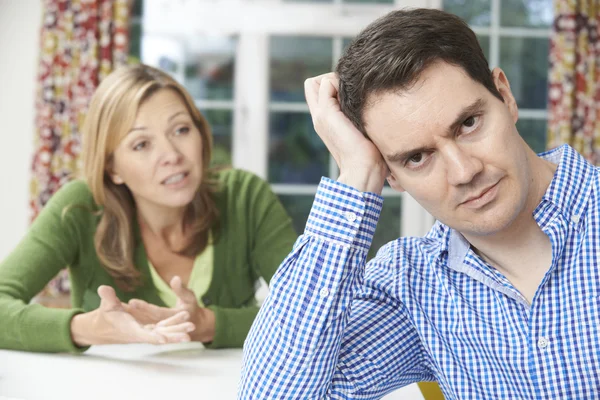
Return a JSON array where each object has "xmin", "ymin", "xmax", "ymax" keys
[
  {"xmin": 0, "ymin": 181, "xmax": 91, "ymax": 352},
  {"xmin": 246, "ymin": 173, "xmax": 297, "ymax": 283},
  {"xmin": 0, "ymin": 181, "xmax": 194, "ymax": 352}
]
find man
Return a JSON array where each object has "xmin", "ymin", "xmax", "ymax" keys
[{"xmin": 239, "ymin": 8, "xmax": 600, "ymax": 399}]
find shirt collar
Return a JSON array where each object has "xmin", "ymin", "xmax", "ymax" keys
[{"xmin": 538, "ymin": 144, "xmax": 596, "ymax": 224}]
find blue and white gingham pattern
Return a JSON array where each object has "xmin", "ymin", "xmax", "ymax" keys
[{"xmin": 239, "ymin": 144, "xmax": 600, "ymax": 399}]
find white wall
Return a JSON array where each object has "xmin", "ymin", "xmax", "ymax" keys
[{"xmin": 0, "ymin": 0, "xmax": 42, "ymax": 261}]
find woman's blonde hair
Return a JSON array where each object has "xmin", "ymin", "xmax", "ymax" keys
[{"xmin": 81, "ymin": 64, "xmax": 219, "ymax": 291}]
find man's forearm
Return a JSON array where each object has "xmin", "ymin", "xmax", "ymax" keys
[{"xmin": 238, "ymin": 178, "xmax": 384, "ymax": 399}]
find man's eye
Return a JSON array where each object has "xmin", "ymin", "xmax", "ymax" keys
[
  {"xmin": 464, "ymin": 116, "xmax": 476, "ymax": 127},
  {"xmin": 409, "ymin": 153, "xmax": 423, "ymax": 163}
]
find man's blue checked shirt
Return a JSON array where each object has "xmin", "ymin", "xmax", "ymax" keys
[{"xmin": 239, "ymin": 145, "xmax": 600, "ymax": 399}]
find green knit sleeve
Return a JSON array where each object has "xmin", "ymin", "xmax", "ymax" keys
[
  {"xmin": 204, "ymin": 170, "xmax": 297, "ymax": 349},
  {"xmin": 243, "ymin": 171, "xmax": 297, "ymax": 283},
  {"xmin": 0, "ymin": 180, "xmax": 93, "ymax": 353}
]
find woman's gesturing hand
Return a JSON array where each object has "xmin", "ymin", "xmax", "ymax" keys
[
  {"xmin": 70, "ymin": 285, "xmax": 194, "ymax": 347},
  {"xmin": 126, "ymin": 276, "xmax": 216, "ymax": 343}
]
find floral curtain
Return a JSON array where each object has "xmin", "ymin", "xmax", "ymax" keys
[
  {"xmin": 547, "ymin": 1, "xmax": 600, "ymax": 163},
  {"xmin": 32, "ymin": 0, "xmax": 130, "ymax": 301}
]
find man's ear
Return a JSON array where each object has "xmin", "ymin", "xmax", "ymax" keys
[
  {"xmin": 491, "ymin": 67, "xmax": 518, "ymax": 124},
  {"xmin": 386, "ymin": 173, "xmax": 405, "ymax": 193}
]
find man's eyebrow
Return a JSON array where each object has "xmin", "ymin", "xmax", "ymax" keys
[
  {"xmin": 446, "ymin": 98, "xmax": 486, "ymax": 137},
  {"xmin": 386, "ymin": 145, "xmax": 430, "ymax": 164},
  {"xmin": 385, "ymin": 98, "xmax": 487, "ymax": 164},
  {"xmin": 127, "ymin": 111, "xmax": 188, "ymax": 134}
]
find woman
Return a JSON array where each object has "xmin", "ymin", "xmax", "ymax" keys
[{"xmin": 0, "ymin": 64, "xmax": 297, "ymax": 352}]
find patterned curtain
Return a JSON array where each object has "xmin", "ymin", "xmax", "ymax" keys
[
  {"xmin": 32, "ymin": 0, "xmax": 131, "ymax": 302},
  {"xmin": 547, "ymin": 1, "xmax": 600, "ymax": 163}
]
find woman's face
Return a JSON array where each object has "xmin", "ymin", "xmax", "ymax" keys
[{"xmin": 109, "ymin": 88, "xmax": 204, "ymax": 212}]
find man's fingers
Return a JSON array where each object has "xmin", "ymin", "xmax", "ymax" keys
[
  {"xmin": 305, "ymin": 72, "xmax": 337, "ymax": 112},
  {"xmin": 317, "ymin": 76, "xmax": 340, "ymax": 109},
  {"xmin": 305, "ymin": 77, "xmax": 320, "ymax": 112},
  {"xmin": 312, "ymin": 72, "xmax": 337, "ymax": 85}
]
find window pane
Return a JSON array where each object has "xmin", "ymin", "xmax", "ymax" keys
[
  {"xmin": 477, "ymin": 34, "xmax": 490, "ymax": 61},
  {"xmin": 132, "ymin": 0, "xmax": 143, "ymax": 18},
  {"xmin": 343, "ymin": 37, "xmax": 353, "ymax": 52},
  {"xmin": 184, "ymin": 37, "xmax": 236, "ymax": 101},
  {"xmin": 269, "ymin": 112, "xmax": 329, "ymax": 184},
  {"xmin": 278, "ymin": 195, "xmax": 315, "ymax": 234},
  {"xmin": 369, "ymin": 196, "xmax": 402, "ymax": 260},
  {"xmin": 443, "ymin": 0, "xmax": 491, "ymax": 26},
  {"xmin": 500, "ymin": 37, "xmax": 549, "ymax": 109},
  {"xmin": 129, "ymin": 22, "xmax": 142, "ymax": 63},
  {"xmin": 201, "ymin": 109, "xmax": 233, "ymax": 167},
  {"xmin": 516, "ymin": 118, "xmax": 547, "ymax": 154},
  {"xmin": 500, "ymin": 0, "xmax": 553, "ymax": 28},
  {"xmin": 270, "ymin": 37, "xmax": 333, "ymax": 102}
]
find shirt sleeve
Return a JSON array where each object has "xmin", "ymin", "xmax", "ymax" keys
[{"xmin": 238, "ymin": 178, "xmax": 430, "ymax": 399}]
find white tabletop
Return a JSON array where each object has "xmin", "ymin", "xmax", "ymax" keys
[{"xmin": 0, "ymin": 343, "xmax": 424, "ymax": 400}]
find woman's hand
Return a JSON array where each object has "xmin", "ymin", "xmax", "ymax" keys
[
  {"xmin": 70, "ymin": 285, "xmax": 194, "ymax": 347},
  {"xmin": 127, "ymin": 276, "xmax": 216, "ymax": 343},
  {"xmin": 304, "ymin": 73, "xmax": 388, "ymax": 194}
]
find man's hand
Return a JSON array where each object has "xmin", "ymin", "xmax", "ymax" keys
[
  {"xmin": 127, "ymin": 276, "xmax": 216, "ymax": 343},
  {"xmin": 70, "ymin": 286, "xmax": 194, "ymax": 347},
  {"xmin": 304, "ymin": 73, "xmax": 388, "ymax": 194}
]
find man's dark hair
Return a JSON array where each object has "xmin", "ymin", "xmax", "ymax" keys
[{"xmin": 336, "ymin": 8, "xmax": 504, "ymax": 135}]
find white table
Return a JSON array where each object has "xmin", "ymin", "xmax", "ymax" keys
[{"xmin": 0, "ymin": 343, "xmax": 424, "ymax": 400}]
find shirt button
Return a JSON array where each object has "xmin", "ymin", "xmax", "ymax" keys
[
  {"xmin": 343, "ymin": 211, "xmax": 357, "ymax": 222},
  {"xmin": 537, "ymin": 337, "xmax": 549, "ymax": 349},
  {"xmin": 319, "ymin": 288, "xmax": 330, "ymax": 297},
  {"xmin": 571, "ymin": 214, "xmax": 580, "ymax": 224}
]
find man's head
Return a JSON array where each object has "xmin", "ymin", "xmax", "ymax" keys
[
  {"xmin": 337, "ymin": 8, "xmax": 502, "ymax": 134},
  {"xmin": 337, "ymin": 8, "xmax": 540, "ymax": 238}
]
